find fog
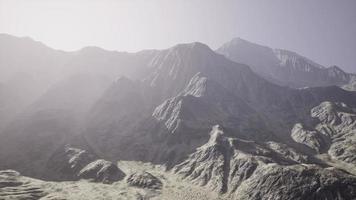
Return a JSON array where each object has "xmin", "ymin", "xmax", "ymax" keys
[
  {"xmin": 1, "ymin": 2, "xmax": 356, "ymax": 197},
  {"xmin": 0, "ymin": 0, "xmax": 355, "ymax": 72}
]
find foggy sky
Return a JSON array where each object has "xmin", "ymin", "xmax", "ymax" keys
[{"xmin": 0, "ymin": 0, "xmax": 355, "ymax": 73}]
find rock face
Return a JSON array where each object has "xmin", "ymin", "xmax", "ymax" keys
[
  {"xmin": 312, "ymin": 102, "xmax": 356, "ymax": 165},
  {"xmin": 291, "ymin": 102, "xmax": 356, "ymax": 167},
  {"xmin": 173, "ymin": 124, "xmax": 356, "ymax": 198},
  {"xmin": 217, "ymin": 37, "xmax": 356, "ymax": 89},
  {"xmin": 235, "ymin": 164, "xmax": 356, "ymax": 200},
  {"xmin": 126, "ymin": 172, "xmax": 163, "ymax": 190},
  {"xmin": 174, "ymin": 125, "xmax": 261, "ymax": 194},
  {"xmin": 78, "ymin": 159, "xmax": 125, "ymax": 183},
  {"xmin": 174, "ymin": 125, "xmax": 309, "ymax": 194},
  {"xmin": 291, "ymin": 123, "xmax": 327, "ymax": 153},
  {"xmin": 0, "ymin": 170, "xmax": 22, "ymax": 188}
]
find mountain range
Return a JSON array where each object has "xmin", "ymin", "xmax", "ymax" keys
[
  {"xmin": 0, "ymin": 34, "xmax": 355, "ymax": 200},
  {"xmin": 217, "ymin": 37, "xmax": 356, "ymax": 89}
]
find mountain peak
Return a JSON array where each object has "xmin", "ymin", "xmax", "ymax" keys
[
  {"xmin": 229, "ymin": 37, "xmax": 252, "ymax": 44},
  {"xmin": 0, "ymin": 33, "xmax": 33, "ymax": 42},
  {"xmin": 0, "ymin": 33, "xmax": 54, "ymax": 51},
  {"xmin": 78, "ymin": 46, "xmax": 115, "ymax": 55},
  {"xmin": 221, "ymin": 37, "xmax": 271, "ymax": 50},
  {"xmin": 170, "ymin": 42, "xmax": 213, "ymax": 54},
  {"xmin": 217, "ymin": 37, "xmax": 356, "ymax": 88}
]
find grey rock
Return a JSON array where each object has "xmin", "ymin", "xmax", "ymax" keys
[
  {"xmin": 0, "ymin": 170, "xmax": 22, "ymax": 188},
  {"xmin": 291, "ymin": 123, "xmax": 326, "ymax": 153},
  {"xmin": 174, "ymin": 125, "xmax": 309, "ymax": 194},
  {"xmin": 46, "ymin": 145, "xmax": 98, "ymax": 180},
  {"xmin": 235, "ymin": 164, "xmax": 356, "ymax": 200},
  {"xmin": 313, "ymin": 102, "xmax": 356, "ymax": 165},
  {"xmin": 290, "ymin": 101, "xmax": 356, "ymax": 169},
  {"xmin": 78, "ymin": 159, "xmax": 125, "ymax": 183},
  {"xmin": 47, "ymin": 145, "xmax": 125, "ymax": 183},
  {"xmin": 126, "ymin": 172, "xmax": 163, "ymax": 190},
  {"xmin": 265, "ymin": 141, "xmax": 309, "ymax": 163},
  {"xmin": 0, "ymin": 170, "xmax": 47, "ymax": 199}
]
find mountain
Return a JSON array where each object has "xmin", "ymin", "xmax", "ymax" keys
[
  {"xmin": 174, "ymin": 125, "xmax": 356, "ymax": 199},
  {"xmin": 0, "ymin": 34, "xmax": 159, "ymax": 179},
  {"xmin": 0, "ymin": 34, "xmax": 157, "ymax": 133},
  {"xmin": 82, "ymin": 42, "xmax": 356, "ymax": 198},
  {"xmin": 217, "ymin": 37, "xmax": 356, "ymax": 89},
  {"xmin": 0, "ymin": 35, "xmax": 356, "ymax": 199}
]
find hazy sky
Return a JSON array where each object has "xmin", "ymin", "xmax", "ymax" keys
[{"xmin": 0, "ymin": 0, "xmax": 355, "ymax": 72}]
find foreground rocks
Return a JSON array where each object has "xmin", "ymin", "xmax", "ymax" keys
[
  {"xmin": 1, "ymin": 158, "xmax": 356, "ymax": 200},
  {"xmin": 235, "ymin": 164, "xmax": 356, "ymax": 200},
  {"xmin": 0, "ymin": 162, "xmax": 221, "ymax": 200},
  {"xmin": 174, "ymin": 124, "xmax": 356, "ymax": 199},
  {"xmin": 78, "ymin": 159, "xmax": 125, "ymax": 183},
  {"xmin": 174, "ymin": 125, "xmax": 307, "ymax": 194},
  {"xmin": 47, "ymin": 145, "xmax": 125, "ymax": 183},
  {"xmin": 126, "ymin": 171, "xmax": 163, "ymax": 190},
  {"xmin": 0, "ymin": 170, "xmax": 47, "ymax": 200}
]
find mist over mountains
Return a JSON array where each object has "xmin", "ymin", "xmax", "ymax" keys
[
  {"xmin": 217, "ymin": 37, "xmax": 356, "ymax": 89},
  {"xmin": 0, "ymin": 33, "xmax": 356, "ymax": 200}
]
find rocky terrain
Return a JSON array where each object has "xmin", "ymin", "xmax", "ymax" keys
[
  {"xmin": 173, "ymin": 103, "xmax": 356, "ymax": 199},
  {"xmin": 0, "ymin": 162, "xmax": 224, "ymax": 200},
  {"xmin": 293, "ymin": 101, "xmax": 356, "ymax": 172},
  {"xmin": 0, "ymin": 34, "xmax": 356, "ymax": 199}
]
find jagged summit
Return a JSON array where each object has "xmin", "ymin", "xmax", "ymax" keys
[
  {"xmin": 217, "ymin": 37, "xmax": 355, "ymax": 88},
  {"xmin": 274, "ymin": 49, "xmax": 325, "ymax": 69}
]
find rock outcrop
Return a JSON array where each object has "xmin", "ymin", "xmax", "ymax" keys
[
  {"xmin": 46, "ymin": 145, "xmax": 98, "ymax": 180},
  {"xmin": 291, "ymin": 123, "xmax": 327, "ymax": 153},
  {"xmin": 47, "ymin": 145, "xmax": 125, "ymax": 183},
  {"xmin": 126, "ymin": 172, "xmax": 163, "ymax": 190},
  {"xmin": 292, "ymin": 101, "xmax": 356, "ymax": 166},
  {"xmin": 0, "ymin": 170, "xmax": 47, "ymax": 199},
  {"xmin": 78, "ymin": 159, "xmax": 125, "ymax": 183},
  {"xmin": 174, "ymin": 125, "xmax": 310, "ymax": 194},
  {"xmin": 235, "ymin": 164, "xmax": 356, "ymax": 200}
]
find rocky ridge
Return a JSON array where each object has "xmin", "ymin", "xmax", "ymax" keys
[{"xmin": 217, "ymin": 37, "xmax": 356, "ymax": 89}]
